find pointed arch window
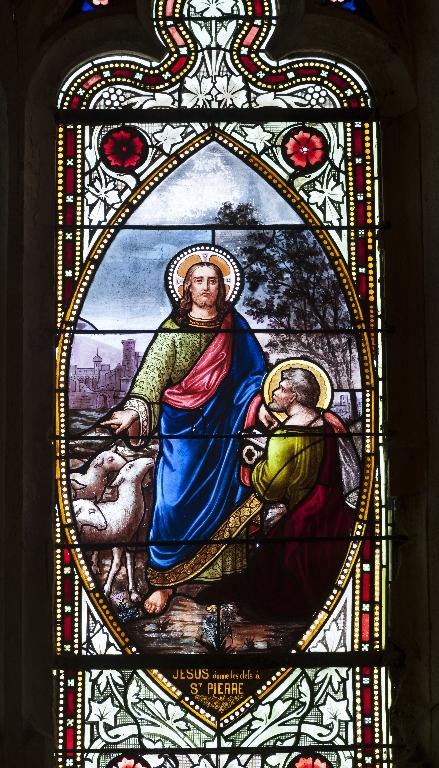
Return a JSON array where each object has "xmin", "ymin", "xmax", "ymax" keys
[{"xmin": 54, "ymin": 3, "xmax": 389, "ymax": 767}]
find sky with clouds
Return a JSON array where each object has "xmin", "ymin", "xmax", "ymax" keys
[{"xmin": 72, "ymin": 142, "xmax": 302, "ymax": 366}]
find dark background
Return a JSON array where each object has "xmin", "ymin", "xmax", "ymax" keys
[{"xmin": 1, "ymin": 0, "xmax": 438, "ymax": 765}]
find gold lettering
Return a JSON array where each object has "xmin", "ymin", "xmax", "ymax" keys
[{"xmin": 207, "ymin": 682, "xmax": 244, "ymax": 695}]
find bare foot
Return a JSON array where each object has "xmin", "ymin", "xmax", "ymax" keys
[{"xmin": 143, "ymin": 588, "xmax": 172, "ymax": 615}]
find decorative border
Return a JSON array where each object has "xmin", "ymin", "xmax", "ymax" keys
[
  {"xmin": 56, "ymin": 127, "xmax": 375, "ymax": 663},
  {"xmin": 54, "ymin": 7, "xmax": 385, "ymax": 744},
  {"xmin": 55, "ymin": 668, "xmax": 84, "ymax": 768},
  {"xmin": 148, "ymin": 494, "xmax": 263, "ymax": 586},
  {"xmin": 57, "ymin": 0, "xmax": 373, "ymax": 109},
  {"xmin": 55, "ymin": 0, "xmax": 389, "ymax": 768}
]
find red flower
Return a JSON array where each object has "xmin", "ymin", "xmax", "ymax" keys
[
  {"xmin": 284, "ymin": 129, "xmax": 326, "ymax": 169},
  {"xmin": 101, "ymin": 128, "xmax": 146, "ymax": 170},
  {"xmin": 106, "ymin": 756, "xmax": 150, "ymax": 768},
  {"xmin": 294, "ymin": 757, "xmax": 330, "ymax": 768},
  {"xmin": 116, "ymin": 760, "xmax": 142, "ymax": 768}
]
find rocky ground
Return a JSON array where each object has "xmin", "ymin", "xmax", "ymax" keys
[
  {"xmin": 70, "ymin": 409, "xmax": 309, "ymax": 654},
  {"xmin": 91, "ymin": 551, "xmax": 307, "ymax": 654}
]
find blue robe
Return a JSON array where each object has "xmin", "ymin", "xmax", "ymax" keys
[{"xmin": 148, "ymin": 312, "xmax": 266, "ymax": 575}]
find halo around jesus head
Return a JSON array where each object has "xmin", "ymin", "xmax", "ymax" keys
[
  {"xmin": 263, "ymin": 358, "xmax": 333, "ymax": 422},
  {"xmin": 165, "ymin": 244, "xmax": 242, "ymax": 306}
]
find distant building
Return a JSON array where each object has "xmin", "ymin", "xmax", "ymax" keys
[
  {"xmin": 331, "ymin": 391, "xmax": 363, "ymax": 424},
  {"xmin": 69, "ymin": 339, "xmax": 141, "ymax": 411}
]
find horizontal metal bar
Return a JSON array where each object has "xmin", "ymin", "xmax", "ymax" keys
[
  {"xmin": 58, "ymin": 387, "xmax": 366, "ymax": 394},
  {"xmin": 56, "ymin": 107, "xmax": 378, "ymax": 125},
  {"xmin": 55, "ymin": 534, "xmax": 405, "ymax": 548},
  {"xmin": 55, "ymin": 429, "xmax": 388, "ymax": 439},
  {"xmin": 55, "ymin": 223, "xmax": 388, "ymax": 231},
  {"xmin": 53, "ymin": 649, "xmax": 402, "ymax": 670},
  {"xmin": 151, "ymin": 13, "xmax": 307, "ymax": 20},
  {"xmin": 55, "ymin": 437, "xmax": 386, "ymax": 448},
  {"xmin": 55, "ymin": 326, "xmax": 390, "ymax": 335},
  {"xmin": 53, "ymin": 745, "xmax": 397, "ymax": 755}
]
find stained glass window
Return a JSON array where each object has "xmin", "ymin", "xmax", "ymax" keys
[{"xmin": 55, "ymin": 2, "xmax": 389, "ymax": 767}]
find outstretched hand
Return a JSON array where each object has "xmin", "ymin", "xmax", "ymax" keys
[{"xmin": 102, "ymin": 408, "xmax": 139, "ymax": 435}]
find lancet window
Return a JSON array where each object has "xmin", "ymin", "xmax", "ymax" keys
[{"xmin": 55, "ymin": 3, "xmax": 389, "ymax": 767}]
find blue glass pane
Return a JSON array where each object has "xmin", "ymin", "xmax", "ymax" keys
[{"xmin": 320, "ymin": 0, "xmax": 374, "ymax": 22}]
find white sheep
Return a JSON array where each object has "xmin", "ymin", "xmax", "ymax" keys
[
  {"xmin": 70, "ymin": 447, "xmax": 126, "ymax": 502},
  {"xmin": 73, "ymin": 457, "xmax": 154, "ymax": 603}
]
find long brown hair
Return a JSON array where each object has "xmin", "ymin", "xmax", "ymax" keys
[{"xmin": 175, "ymin": 261, "xmax": 231, "ymax": 326}]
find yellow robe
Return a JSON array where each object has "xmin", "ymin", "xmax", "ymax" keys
[{"xmin": 252, "ymin": 426, "xmax": 324, "ymax": 512}]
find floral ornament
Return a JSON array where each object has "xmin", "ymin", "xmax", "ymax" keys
[
  {"xmin": 186, "ymin": 19, "xmax": 212, "ymax": 48},
  {"xmin": 281, "ymin": 128, "xmax": 328, "ymax": 173},
  {"xmin": 106, "ymin": 757, "xmax": 151, "ymax": 768},
  {"xmin": 188, "ymin": 0, "xmax": 235, "ymax": 16},
  {"xmin": 319, "ymin": 693, "xmax": 350, "ymax": 729},
  {"xmin": 308, "ymin": 175, "xmax": 344, "ymax": 223},
  {"xmin": 81, "ymin": 594, "xmax": 122, "ymax": 654},
  {"xmin": 182, "ymin": 76, "xmax": 214, "ymax": 107},
  {"xmin": 100, "ymin": 127, "xmax": 147, "ymax": 171},
  {"xmin": 254, "ymin": 91, "xmax": 309, "ymax": 108},
  {"xmin": 311, "ymin": 616, "xmax": 346, "ymax": 654},
  {"xmin": 214, "ymin": 75, "xmax": 247, "ymax": 107},
  {"xmin": 89, "ymin": 669, "xmax": 124, "ymax": 694},
  {"xmin": 154, "ymin": 125, "xmax": 186, "ymax": 154},
  {"xmin": 98, "ymin": 86, "xmax": 127, "ymax": 109},
  {"xmin": 292, "ymin": 755, "xmax": 333, "ymax": 768},
  {"xmin": 242, "ymin": 124, "xmax": 272, "ymax": 153},
  {"xmin": 216, "ymin": 19, "xmax": 240, "ymax": 47},
  {"xmin": 302, "ymin": 84, "xmax": 333, "ymax": 108},
  {"xmin": 88, "ymin": 696, "xmax": 120, "ymax": 726},
  {"xmin": 123, "ymin": 92, "xmax": 176, "ymax": 110},
  {"xmin": 117, "ymin": 760, "xmax": 143, "ymax": 768},
  {"xmin": 85, "ymin": 170, "xmax": 121, "ymax": 225}
]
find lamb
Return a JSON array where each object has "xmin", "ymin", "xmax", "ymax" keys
[
  {"xmin": 73, "ymin": 457, "xmax": 154, "ymax": 603},
  {"xmin": 70, "ymin": 447, "xmax": 126, "ymax": 502}
]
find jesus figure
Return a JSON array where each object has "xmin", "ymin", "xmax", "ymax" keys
[{"xmin": 103, "ymin": 255, "xmax": 268, "ymax": 614}]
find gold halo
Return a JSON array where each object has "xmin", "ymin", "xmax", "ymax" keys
[
  {"xmin": 166, "ymin": 244, "xmax": 242, "ymax": 306},
  {"xmin": 263, "ymin": 358, "xmax": 333, "ymax": 422}
]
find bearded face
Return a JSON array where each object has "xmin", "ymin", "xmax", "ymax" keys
[
  {"xmin": 268, "ymin": 379, "xmax": 296, "ymax": 413},
  {"xmin": 188, "ymin": 264, "xmax": 220, "ymax": 310}
]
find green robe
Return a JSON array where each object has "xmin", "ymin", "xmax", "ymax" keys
[
  {"xmin": 126, "ymin": 313, "xmax": 260, "ymax": 581},
  {"xmin": 129, "ymin": 316, "xmax": 215, "ymax": 432},
  {"xmin": 252, "ymin": 426, "xmax": 324, "ymax": 512}
]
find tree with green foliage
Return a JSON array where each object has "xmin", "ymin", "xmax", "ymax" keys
[{"xmin": 216, "ymin": 202, "xmax": 359, "ymax": 421}]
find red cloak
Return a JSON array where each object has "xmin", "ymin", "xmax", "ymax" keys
[{"xmin": 198, "ymin": 419, "xmax": 353, "ymax": 620}]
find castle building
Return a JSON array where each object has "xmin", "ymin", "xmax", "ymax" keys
[{"xmin": 69, "ymin": 339, "xmax": 141, "ymax": 411}]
